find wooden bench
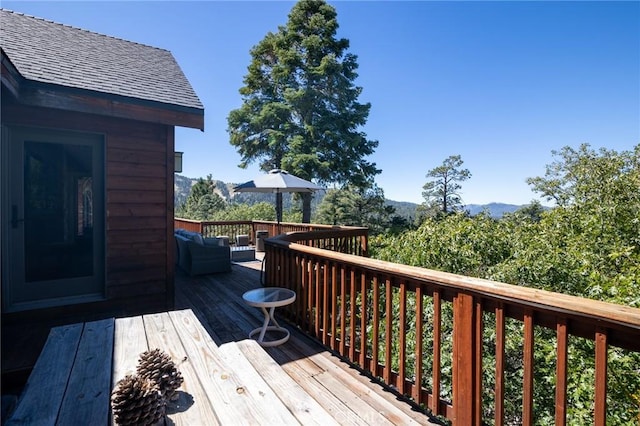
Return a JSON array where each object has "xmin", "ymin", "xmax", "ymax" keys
[{"xmin": 7, "ymin": 309, "xmax": 333, "ymax": 425}]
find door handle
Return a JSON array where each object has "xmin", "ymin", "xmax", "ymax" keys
[{"xmin": 11, "ymin": 205, "xmax": 24, "ymax": 228}]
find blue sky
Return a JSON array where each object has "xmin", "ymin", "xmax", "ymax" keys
[{"xmin": 4, "ymin": 1, "xmax": 639, "ymax": 205}]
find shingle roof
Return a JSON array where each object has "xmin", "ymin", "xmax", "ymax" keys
[{"xmin": 0, "ymin": 9, "xmax": 203, "ymax": 110}]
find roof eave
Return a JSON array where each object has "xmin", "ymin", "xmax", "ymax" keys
[
  {"xmin": 1, "ymin": 49, "xmax": 22, "ymax": 99},
  {"xmin": 22, "ymin": 81, "xmax": 204, "ymax": 131},
  {"xmin": 1, "ymin": 59, "xmax": 204, "ymax": 131}
]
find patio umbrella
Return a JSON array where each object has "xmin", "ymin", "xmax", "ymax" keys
[{"xmin": 233, "ymin": 169, "xmax": 323, "ymax": 224}]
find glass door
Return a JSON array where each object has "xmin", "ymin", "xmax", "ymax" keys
[{"xmin": 2, "ymin": 126, "xmax": 105, "ymax": 311}]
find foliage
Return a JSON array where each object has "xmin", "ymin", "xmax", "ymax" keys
[
  {"xmin": 420, "ymin": 155, "xmax": 471, "ymax": 221},
  {"xmin": 176, "ymin": 172, "xmax": 307, "ymax": 222},
  {"xmin": 179, "ymin": 196, "xmax": 303, "ymax": 224},
  {"xmin": 209, "ymin": 202, "xmax": 274, "ymax": 222},
  {"xmin": 313, "ymin": 184, "xmax": 395, "ymax": 234},
  {"xmin": 313, "ymin": 188, "xmax": 351, "ymax": 225},
  {"xmin": 372, "ymin": 212, "xmax": 514, "ymax": 279},
  {"xmin": 507, "ymin": 200, "xmax": 546, "ymax": 222},
  {"xmin": 514, "ymin": 144, "xmax": 639, "ymax": 305},
  {"xmin": 527, "ymin": 144, "xmax": 639, "ymax": 209},
  {"xmin": 227, "ymin": 0, "xmax": 380, "ymax": 222},
  {"xmin": 371, "ymin": 144, "xmax": 640, "ymax": 424},
  {"xmin": 176, "ymin": 175, "xmax": 226, "ymax": 220}
]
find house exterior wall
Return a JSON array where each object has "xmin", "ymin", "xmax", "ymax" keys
[
  {"xmin": 0, "ymin": 10, "xmax": 199, "ymax": 380},
  {"xmin": 1, "ymin": 100, "xmax": 175, "ymax": 325}
]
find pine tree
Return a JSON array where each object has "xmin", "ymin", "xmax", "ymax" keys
[
  {"xmin": 421, "ymin": 155, "xmax": 471, "ymax": 217},
  {"xmin": 228, "ymin": 0, "xmax": 379, "ymax": 222},
  {"xmin": 314, "ymin": 184, "xmax": 393, "ymax": 234},
  {"xmin": 182, "ymin": 175, "xmax": 226, "ymax": 220}
]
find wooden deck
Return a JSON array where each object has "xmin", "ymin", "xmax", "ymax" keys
[
  {"xmin": 174, "ymin": 256, "xmax": 441, "ymax": 425},
  {"xmin": 2, "ymin": 256, "xmax": 441, "ymax": 424},
  {"xmin": 8, "ymin": 309, "xmax": 339, "ymax": 425}
]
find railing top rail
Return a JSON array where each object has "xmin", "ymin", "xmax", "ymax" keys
[
  {"xmin": 176, "ymin": 219, "xmax": 253, "ymax": 226},
  {"xmin": 278, "ymin": 228, "xmax": 369, "ymax": 241},
  {"xmin": 252, "ymin": 220, "xmax": 368, "ymax": 231},
  {"xmin": 174, "ymin": 218, "xmax": 204, "ymax": 224},
  {"xmin": 175, "ymin": 218, "xmax": 367, "ymax": 232},
  {"xmin": 267, "ymin": 236, "xmax": 640, "ymax": 332}
]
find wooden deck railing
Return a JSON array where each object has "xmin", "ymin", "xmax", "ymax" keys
[
  {"xmin": 263, "ymin": 232, "xmax": 640, "ymax": 425},
  {"xmin": 174, "ymin": 218, "xmax": 368, "ymax": 255},
  {"xmin": 174, "ymin": 218, "xmax": 254, "ymax": 243}
]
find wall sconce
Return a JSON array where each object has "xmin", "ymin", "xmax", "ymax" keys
[{"xmin": 174, "ymin": 151, "xmax": 183, "ymax": 173}]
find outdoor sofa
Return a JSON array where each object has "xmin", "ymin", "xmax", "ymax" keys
[{"xmin": 175, "ymin": 229, "xmax": 231, "ymax": 275}]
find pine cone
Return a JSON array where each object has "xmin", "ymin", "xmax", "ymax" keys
[
  {"xmin": 111, "ymin": 374, "xmax": 165, "ymax": 426},
  {"xmin": 136, "ymin": 349, "xmax": 184, "ymax": 400}
]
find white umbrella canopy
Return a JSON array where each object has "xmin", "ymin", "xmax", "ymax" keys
[
  {"xmin": 233, "ymin": 169, "xmax": 323, "ymax": 193},
  {"xmin": 233, "ymin": 169, "xmax": 323, "ymax": 223}
]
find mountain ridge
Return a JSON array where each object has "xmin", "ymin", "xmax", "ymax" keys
[{"xmin": 175, "ymin": 175, "xmax": 535, "ymax": 219}]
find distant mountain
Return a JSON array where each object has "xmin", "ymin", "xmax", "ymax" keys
[
  {"xmin": 385, "ymin": 200, "xmax": 419, "ymax": 220},
  {"xmin": 465, "ymin": 203, "xmax": 522, "ymax": 218},
  {"xmin": 174, "ymin": 174, "xmax": 195, "ymax": 207},
  {"xmin": 384, "ymin": 201, "xmax": 531, "ymax": 220}
]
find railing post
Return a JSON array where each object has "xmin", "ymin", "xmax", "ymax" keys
[
  {"xmin": 453, "ymin": 292, "xmax": 478, "ymax": 425},
  {"xmin": 361, "ymin": 231, "xmax": 369, "ymax": 257}
]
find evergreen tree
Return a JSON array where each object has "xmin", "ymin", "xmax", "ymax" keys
[
  {"xmin": 181, "ymin": 175, "xmax": 226, "ymax": 220},
  {"xmin": 421, "ymin": 155, "xmax": 471, "ymax": 217},
  {"xmin": 314, "ymin": 188, "xmax": 354, "ymax": 225},
  {"xmin": 227, "ymin": 0, "xmax": 380, "ymax": 223},
  {"xmin": 314, "ymin": 184, "xmax": 394, "ymax": 234}
]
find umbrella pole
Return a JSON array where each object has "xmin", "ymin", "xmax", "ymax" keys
[{"xmin": 275, "ymin": 191, "xmax": 283, "ymax": 227}]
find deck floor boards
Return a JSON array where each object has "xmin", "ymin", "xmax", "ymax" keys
[
  {"xmin": 2, "ymin": 256, "xmax": 440, "ymax": 425},
  {"xmin": 176, "ymin": 256, "xmax": 441, "ymax": 425}
]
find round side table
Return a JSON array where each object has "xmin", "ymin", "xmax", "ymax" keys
[{"xmin": 242, "ymin": 287, "xmax": 296, "ymax": 347}]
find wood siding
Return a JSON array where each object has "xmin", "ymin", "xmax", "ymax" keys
[{"xmin": 1, "ymin": 101, "xmax": 175, "ymax": 373}]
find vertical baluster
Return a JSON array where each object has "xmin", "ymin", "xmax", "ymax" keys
[
  {"xmin": 495, "ymin": 304, "xmax": 505, "ymax": 426},
  {"xmin": 307, "ymin": 258, "xmax": 314, "ymax": 334},
  {"xmin": 298, "ymin": 253, "xmax": 307, "ymax": 330},
  {"xmin": 474, "ymin": 301, "xmax": 483, "ymax": 425},
  {"xmin": 298, "ymin": 255, "xmax": 304, "ymax": 328},
  {"xmin": 523, "ymin": 310, "xmax": 534, "ymax": 426},
  {"xmin": 398, "ymin": 281, "xmax": 407, "ymax": 393},
  {"xmin": 294, "ymin": 253, "xmax": 302, "ymax": 325},
  {"xmin": 349, "ymin": 269, "xmax": 357, "ymax": 361},
  {"xmin": 296, "ymin": 253, "xmax": 307, "ymax": 330},
  {"xmin": 555, "ymin": 318, "xmax": 567, "ymax": 426},
  {"xmin": 339, "ymin": 267, "xmax": 347, "ymax": 356},
  {"xmin": 359, "ymin": 272, "xmax": 367, "ymax": 367},
  {"xmin": 432, "ymin": 289, "xmax": 442, "ymax": 416},
  {"xmin": 322, "ymin": 260, "xmax": 329, "ymax": 345},
  {"xmin": 314, "ymin": 259, "xmax": 321, "ymax": 338},
  {"xmin": 330, "ymin": 262, "xmax": 338, "ymax": 350},
  {"xmin": 298, "ymin": 256, "xmax": 304, "ymax": 330},
  {"xmin": 594, "ymin": 327, "xmax": 608, "ymax": 426},
  {"xmin": 384, "ymin": 277, "xmax": 392, "ymax": 384},
  {"xmin": 371, "ymin": 275, "xmax": 380, "ymax": 377},
  {"xmin": 413, "ymin": 285, "xmax": 424, "ymax": 405}
]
